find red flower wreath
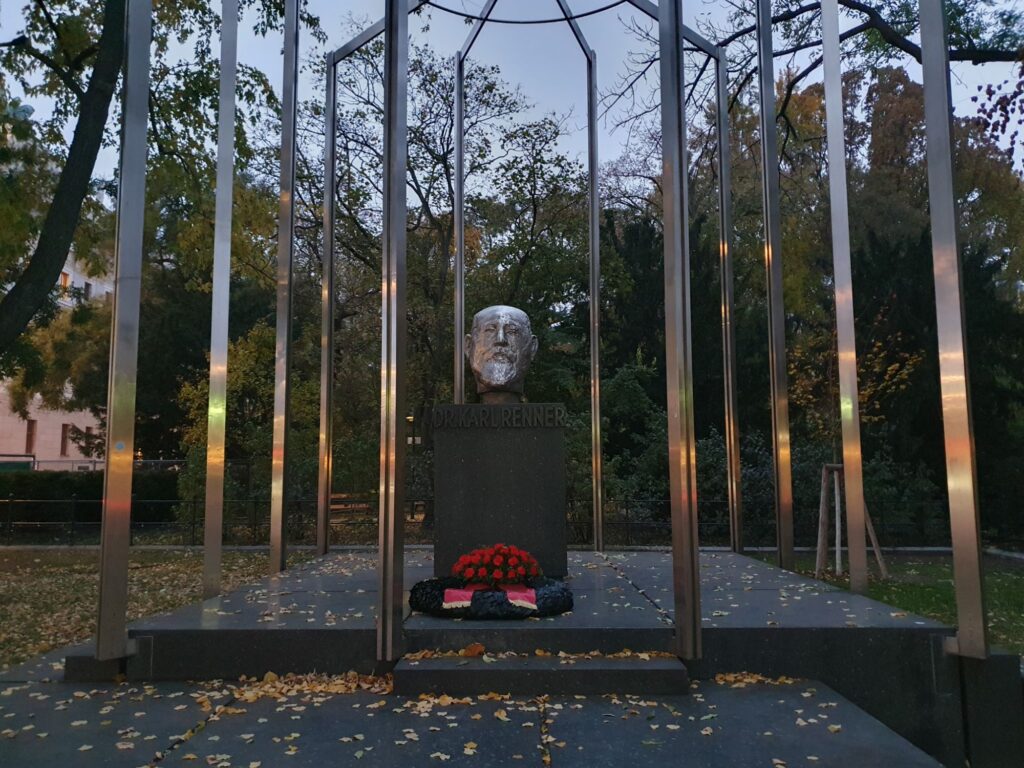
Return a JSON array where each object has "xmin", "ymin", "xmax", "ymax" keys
[{"xmin": 452, "ymin": 543, "xmax": 541, "ymax": 587}]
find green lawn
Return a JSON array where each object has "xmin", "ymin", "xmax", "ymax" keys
[
  {"xmin": 0, "ymin": 548, "xmax": 313, "ymax": 669},
  {"xmin": 780, "ymin": 553, "xmax": 1024, "ymax": 656}
]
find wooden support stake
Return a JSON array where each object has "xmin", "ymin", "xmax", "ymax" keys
[
  {"xmin": 815, "ymin": 465, "xmax": 830, "ymax": 578},
  {"xmin": 817, "ymin": 463, "xmax": 891, "ymax": 583},
  {"xmin": 864, "ymin": 504, "xmax": 890, "ymax": 580}
]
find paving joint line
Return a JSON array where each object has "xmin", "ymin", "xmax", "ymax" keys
[
  {"xmin": 150, "ymin": 685, "xmax": 243, "ymax": 764},
  {"xmin": 596, "ymin": 552, "xmax": 675, "ymax": 626}
]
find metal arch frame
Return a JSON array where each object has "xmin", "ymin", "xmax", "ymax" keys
[
  {"xmin": 321, "ymin": 0, "xmax": 740, "ymax": 658},
  {"xmin": 321, "ymin": 0, "xmax": 414, "ymax": 663},
  {"xmin": 96, "ymin": 0, "xmax": 986, "ymax": 668},
  {"xmin": 202, "ymin": 0, "xmax": 239, "ymax": 598},
  {"xmin": 449, "ymin": 0, "xmax": 606, "ymax": 549}
]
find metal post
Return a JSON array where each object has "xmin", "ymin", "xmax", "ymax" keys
[
  {"xmin": 269, "ymin": 0, "xmax": 299, "ymax": 575},
  {"xmin": 95, "ymin": 0, "xmax": 151, "ymax": 662},
  {"xmin": 453, "ymin": 54, "xmax": 465, "ymax": 404},
  {"xmin": 821, "ymin": 0, "xmax": 868, "ymax": 594},
  {"xmin": 659, "ymin": 0, "xmax": 701, "ymax": 661},
  {"xmin": 755, "ymin": 0, "xmax": 795, "ymax": 570},
  {"xmin": 316, "ymin": 57, "xmax": 337, "ymax": 557},
  {"xmin": 202, "ymin": 0, "xmax": 238, "ymax": 599},
  {"xmin": 920, "ymin": 0, "xmax": 987, "ymax": 659},
  {"xmin": 378, "ymin": 0, "xmax": 409, "ymax": 663},
  {"xmin": 555, "ymin": 0, "xmax": 603, "ymax": 559},
  {"xmin": 586, "ymin": 54, "xmax": 603, "ymax": 553},
  {"xmin": 715, "ymin": 49, "xmax": 743, "ymax": 555},
  {"xmin": 69, "ymin": 493, "xmax": 77, "ymax": 545},
  {"xmin": 453, "ymin": 0, "xmax": 497, "ymax": 402}
]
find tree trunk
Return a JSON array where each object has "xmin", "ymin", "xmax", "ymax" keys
[{"xmin": 0, "ymin": 0, "xmax": 127, "ymax": 357}]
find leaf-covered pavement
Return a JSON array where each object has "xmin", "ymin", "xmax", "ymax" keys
[
  {"xmin": 0, "ymin": 549, "xmax": 313, "ymax": 670},
  {"xmin": 0, "ymin": 671, "xmax": 942, "ymax": 767}
]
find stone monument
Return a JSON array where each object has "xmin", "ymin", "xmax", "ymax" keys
[{"xmin": 432, "ymin": 306, "xmax": 568, "ymax": 578}]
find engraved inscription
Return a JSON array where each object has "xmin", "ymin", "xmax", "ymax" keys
[{"xmin": 432, "ymin": 404, "xmax": 567, "ymax": 430}]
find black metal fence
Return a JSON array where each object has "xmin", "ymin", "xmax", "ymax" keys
[{"xmin": 0, "ymin": 494, "xmax": 952, "ymax": 549}]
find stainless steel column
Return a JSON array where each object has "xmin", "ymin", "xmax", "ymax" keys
[
  {"xmin": 715, "ymin": 49, "xmax": 743, "ymax": 555},
  {"xmin": 554, "ymin": 0, "xmax": 603, "ymax": 552},
  {"xmin": 378, "ymin": 0, "xmax": 409, "ymax": 663},
  {"xmin": 919, "ymin": 0, "xmax": 988, "ymax": 659},
  {"xmin": 659, "ymin": 0, "xmax": 701, "ymax": 661},
  {"xmin": 821, "ymin": 0, "xmax": 868, "ymax": 594},
  {"xmin": 755, "ymin": 0, "xmax": 795, "ymax": 570},
  {"xmin": 96, "ymin": 0, "xmax": 152, "ymax": 660},
  {"xmin": 453, "ymin": 0, "xmax": 497, "ymax": 403},
  {"xmin": 587, "ymin": 53, "xmax": 604, "ymax": 552},
  {"xmin": 269, "ymin": 0, "xmax": 299, "ymax": 574},
  {"xmin": 316, "ymin": 56, "xmax": 337, "ymax": 557},
  {"xmin": 453, "ymin": 54, "xmax": 465, "ymax": 404},
  {"xmin": 202, "ymin": 0, "xmax": 239, "ymax": 599}
]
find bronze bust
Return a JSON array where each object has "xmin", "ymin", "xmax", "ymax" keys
[{"xmin": 465, "ymin": 305, "xmax": 538, "ymax": 404}]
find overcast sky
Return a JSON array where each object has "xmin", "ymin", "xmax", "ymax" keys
[{"xmin": 0, "ymin": 0, "xmax": 1019, "ymax": 176}]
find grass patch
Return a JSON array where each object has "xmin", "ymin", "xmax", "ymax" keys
[
  {"xmin": 0, "ymin": 548, "xmax": 313, "ymax": 669},
  {"xmin": 780, "ymin": 553, "xmax": 1024, "ymax": 656}
]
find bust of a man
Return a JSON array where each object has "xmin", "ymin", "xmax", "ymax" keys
[{"xmin": 465, "ymin": 305, "xmax": 539, "ymax": 404}]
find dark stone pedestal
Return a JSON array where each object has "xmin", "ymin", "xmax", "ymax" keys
[{"xmin": 432, "ymin": 404, "xmax": 567, "ymax": 578}]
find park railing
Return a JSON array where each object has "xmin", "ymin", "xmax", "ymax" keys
[{"xmin": 0, "ymin": 494, "xmax": 953, "ymax": 549}]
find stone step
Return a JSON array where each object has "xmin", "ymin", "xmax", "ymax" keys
[{"xmin": 392, "ymin": 655, "xmax": 690, "ymax": 696}]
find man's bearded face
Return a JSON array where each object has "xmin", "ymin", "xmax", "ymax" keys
[{"xmin": 466, "ymin": 306, "xmax": 538, "ymax": 395}]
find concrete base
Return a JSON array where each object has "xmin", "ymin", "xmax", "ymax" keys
[
  {"xmin": 393, "ymin": 656, "xmax": 690, "ymax": 695},
  {"xmin": 960, "ymin": 648, "xmax": 1024, "ymax": 768},
  {"xmin": 62, "ymin": 652, "xmax": 127, "ymax": 682},
  {"xmin": 432, "ymin": 404, "xmax": 568, "ymax": 578}
]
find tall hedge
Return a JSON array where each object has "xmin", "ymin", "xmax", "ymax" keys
[{"xmin": 0, "ymin": 470, "xmax": 179, "ymax": 502}]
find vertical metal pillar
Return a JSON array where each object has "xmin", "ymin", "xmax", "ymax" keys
[
  {"xmin": 755, "ymin": 0, "xmax": 795, "ymax": 570},
  {"xmin": 202, "ymin": 0, "xmax": 239, "ymax": 599},
  {"xmin": 587, "ymin": 53, "xmax": 603, "ymax": 552},
  {"xmin": 269, "ymin": 0, "xmax": 299, "ymax": 575},
  {"xmin": 659, "ymin": 0, "xmax": 701, "ymax": 661},
  {"xmin": 378, "ymin": 0, "xmax": 409, "ymax": 663},
  {"xmin": 555, "ymin": 0, "xmax": 603, "ymax": 553},
  {"xmin": 821, "ymin": 0, "xmax": 868, "ymax": 594},
  {"xmin": 453, "ymin": 0, "xmax": 496, "ymax": 401},
  {"xmin": 453, "ymin": 54, "xmax": 465, "ymax": 404},
  {"xmin": 715, "ymin": 49, "xmax": 743, "ymax": 555},
  {"xmin": 96, "ymin": 0, "xmax": 152, "ymax": 660},
  {"xmin": 919, "ymin": 0, "xmax": 987, "ymax": 659},
  {"xmin": 316, "ymin": 56, "xmax": 337, "ymax": 557}
]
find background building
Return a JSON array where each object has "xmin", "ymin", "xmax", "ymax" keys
[{"xmin": 0, "ymin": 254, "xmax": 111, "ymax": 471}]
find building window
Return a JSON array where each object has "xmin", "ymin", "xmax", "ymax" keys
[
  {"xmin": 83, "ymin": 282, "xmax": 92, "ymax": 300},
  {"xmin": 60, "ymin": 424, "xmax": 71, "ymax": 457},
  {"xmin": 25, "ymin": 419, "xmax": 37, "ymax": 455},
  {"xmin": 59, "ymin": 272, "xmax": 70, "ymax": 293}
]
